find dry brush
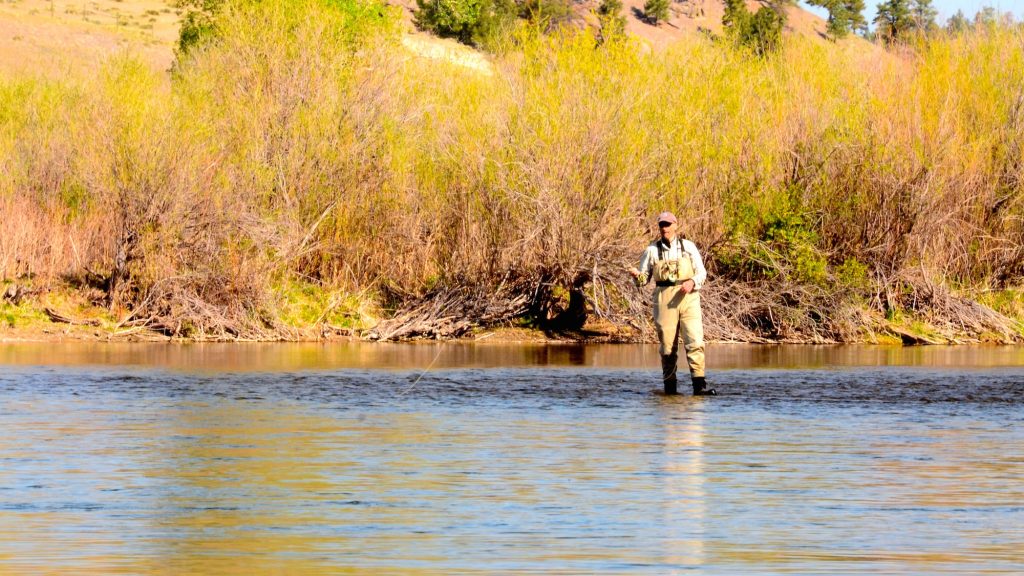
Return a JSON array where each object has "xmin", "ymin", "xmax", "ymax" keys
[{"xmin": 1, "ymin": 1, "xmax": 1022, "ymax": 342}]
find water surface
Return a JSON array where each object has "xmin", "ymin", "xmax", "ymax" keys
[{"xmin": 1, "ymin": 344, "xmax": 1022, "ymax": 574}]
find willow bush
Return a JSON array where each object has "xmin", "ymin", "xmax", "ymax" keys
[{"xmin": 1, "ymin": 0, "xmax": 1022, "ymax": 340}]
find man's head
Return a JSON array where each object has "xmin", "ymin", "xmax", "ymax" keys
[{"xmin": 657, "ymin": 211, "xmax": 677, "ymax": 241}]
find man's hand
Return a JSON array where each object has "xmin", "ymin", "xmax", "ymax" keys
[
  {"xmin": 681, "ymin": 279, "xmax": 695, "ymax": 294},
  {"xmin": 628, "ymin": 267, "xmax": 646, "ymax": 287}
]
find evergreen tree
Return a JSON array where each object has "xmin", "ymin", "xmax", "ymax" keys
[
  {"xmin": 414, "ymin": 0, "xmax": 517, "ymax": 47},
  {"xmin": 722, "ymin": 0, "xmax": 786, "ymax": 55},
  {"xmin": 874, "ymin": 0, "xmax": 912, "ymax": 43},
  {"xmin": 910, "ymin": 0, "xmax": 937, "ymax": 33},
  {"xmin": 723, "ymin": 0, "xmax": 750, "ymax": 31},
  {"xmin": 945, "ymin": 9, "xmax": 969, "ymax": 33},
  {"xmin": 176, "ymin": 0, "xmax": 225, "ymax": 55},
  {"xmin": 747, "ymin": 4, "xmax": 785, "ymax": 54},
  {"xmin": 974, "ymin": 6, "xmax": 997, "ymax": 28},
  {"xmin": 846, "ymin": 0, "xmax": 868, "ymax": 34},
  {"xmin": 810, "ymin": 0, "xmax": 867, "ymax": 39},
  {"xmin": 520, "ymin": 0, "xmax": 575, "ymax": 29},
  {"xmin": 596, "ymin": 0, "xmax": 626, "ymax": 38},
  {"xmin": 643, "ymin": 0, "xmax": 671, "ymax": 25}
]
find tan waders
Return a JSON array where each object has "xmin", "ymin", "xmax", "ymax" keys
[
  {"xmin": 654, "ymin": 286, "xmax": 706, "ymax": 395},
  {"xmin": 649, "ymin": 245, "xmax": 713, "ymax": 395},
  {"xmin": 637, "ymin": 225, "xmax": 715, "ymax": 395}
]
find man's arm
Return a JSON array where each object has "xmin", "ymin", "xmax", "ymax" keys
[
  {"xmin": 683, "ymin": 240, "xmax": 707, "ymax": 291},
  {"xmin": 630, "ymin": 246, "xmax": 655, "ymax": 285}
]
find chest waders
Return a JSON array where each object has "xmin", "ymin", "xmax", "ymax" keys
[{"xmin": 651, "ymin": 239, "xmax": 713, "ymax": 395}]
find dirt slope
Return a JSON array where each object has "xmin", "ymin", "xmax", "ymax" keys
[{"xmin": 0, "ymin": 0, "xmax": 180, "ymax": 78}]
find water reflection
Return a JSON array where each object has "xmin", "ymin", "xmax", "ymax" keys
[
  {"xmin": 659, "ymin": 401, "xmax": 707, "ymax": 568},
  {"xmin": 3, "ymin": 342, "xmax": 1024, "ymax": 372},
  {"xmin": 148, "ymin": 405, "xmax": 374, "ymax": 575}
]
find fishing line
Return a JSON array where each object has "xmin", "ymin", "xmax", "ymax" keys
[
  {"xmin": 396, "ymin": 331, "xmax": 495, "ymax": 397},
  {"xmin": 397, "ymin": 342, "xmax": 445, "ymax": 398}
]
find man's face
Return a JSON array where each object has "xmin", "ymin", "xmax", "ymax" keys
[{"xmin": 659, "ymin": 221, "xmax": 676, "ymax": 239}]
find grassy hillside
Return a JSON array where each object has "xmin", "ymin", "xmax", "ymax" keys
[
  {"xmin": 0, "ymin": 0, "xmax": 181, "ymax": 77},
  {"xmin": 1, "ymin": 0, "xmax": 1023, "ymax": 343}
]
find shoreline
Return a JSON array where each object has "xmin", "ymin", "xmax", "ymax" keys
[
  {"xmin": 3, "ymin": 284, "xmax": 1022, "ymax": 346},
  {"xmin": 1, "ymin": 323, "xmax": 1016, "ymax": 346}
]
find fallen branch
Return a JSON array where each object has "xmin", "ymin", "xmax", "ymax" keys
[
  {"xmin": 44, "ymin": 307, "xmax": 100, "ymax": 327},
  {"xmin": 365, "ymin": 283, "xmax": 533, "ymax": 341}
]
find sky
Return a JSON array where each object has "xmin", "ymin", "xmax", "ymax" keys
[{"xmin": 799, "ymin": 0, "xmax": 1024, "ymax": 28}]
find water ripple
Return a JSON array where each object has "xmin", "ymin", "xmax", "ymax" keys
[{"xmin": 0, "ymin": 363, "xmax": 1021, "ymax": 574}]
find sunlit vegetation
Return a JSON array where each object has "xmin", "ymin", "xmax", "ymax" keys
[
  {"xmin": 1, "ymin": 0, "xmax": 1023, "ymax": 341},
  {"xmin": 722, "ymin": 0, "xmax": 788, "ymax": 55}
]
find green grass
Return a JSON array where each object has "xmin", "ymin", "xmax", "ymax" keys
[
  {"xmin": 977, "ymin": 288, "xmax": 1024, "ymax": 319},
  {"xmin": 0, "ymin": 301, "xmax": 48, "ymax": 329},
  {"xmin": 976, "ymin": 288, "xmax": 1024, "ymax": 339},
  {"xmin": 273, "ymin": 280, "xmax": 377, "ymax": 330}
]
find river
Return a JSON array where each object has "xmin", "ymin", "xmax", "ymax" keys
[{"xmin": 1, "ymin": 343, "xmax": 1022, "ymax": 574}]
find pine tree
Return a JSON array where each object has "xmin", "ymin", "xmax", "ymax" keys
[
  {"xmin": 910, "ymin": 0, "xmax": 937, "ymax": 33},
  {"xmin": 809, "ymin": 0, "xmax": 866, "ymax": 39},
  {"xmin": 845, "ymin": 0, "xmax": 867, "ymax": 35},
  {"xmin": 176, "ymin": 0, "xmax": 225, "ymax": 55},
  {"xmin": 825, "ymin": 2, "xmax": 848, "ymax": 38},
  {"xmin": 596, "ymin": 0, "xmax": 626, "ymax": 38},
  {"xmin": 643, "ymin": 0, "xmax": 670, "ymax": 24},
  {"xmin": 723, "ymin": 0, "xmax": 749, "ymax": 31},
  {"xmin": 748, "ymin": 4, "xmax": 785, "ymax": 54},
  {"xmin": 874, "ymin": 0, "xmax": 912, "ymax": 44},
  {"xmin": 722, "ymin": 0, "xmax": 786, "ymax": 55},
  {"xmin": 974, "ymin": 7, "xmax": 997, "ymax": 28},
  {"xmin": 945, "ymin": 9, "xmax": 969, "ymax": 33},
  {"xmin": 414, "ymin": 0, "xmax": 517, "ymax": 47}
]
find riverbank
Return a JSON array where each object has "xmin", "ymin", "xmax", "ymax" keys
[
  {"xmin": 3, "ymin": 281, "xmax": 1022, "ymax": 345},
  {"xmin": 0, "ymin": 291, "xmax": 630, "ymax": 344}
]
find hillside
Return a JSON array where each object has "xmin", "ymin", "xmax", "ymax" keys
[
  {"xmin": 390, "ymin": 0, "xmax": 870, "ymax": 50},
  {"xmin": 0, "ymin": 0, "xmax": 870, "ymax": 79},
  {"xmin": 0, "ymin": 0, "xmax": 180, "ymax": 77}
]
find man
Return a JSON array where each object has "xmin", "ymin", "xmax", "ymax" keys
[{"xmin": 629, "ymin": 211, "xmax": 715, "ymax": 396}]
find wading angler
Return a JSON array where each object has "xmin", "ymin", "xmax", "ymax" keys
[{"xmin": 630, "ymin": 212, "xmax": 716, "ymax": 396}]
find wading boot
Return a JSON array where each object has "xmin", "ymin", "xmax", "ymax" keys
[
  {"xmin": 661, "ymin": 355, "xmax": 679, "ymax": 395},
  {"xmin": 692, "ymin": 376, "xmax": 717, "ymax": 396}
]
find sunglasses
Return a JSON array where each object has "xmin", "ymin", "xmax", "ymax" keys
[{"xmin": 658, "ymin": 221, "xmax": 674, "ymax": 227}]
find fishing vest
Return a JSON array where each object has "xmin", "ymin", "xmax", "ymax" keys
[{"xmin": 651, "ymin": 238, "xmax": 695, "ymax": 286}]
